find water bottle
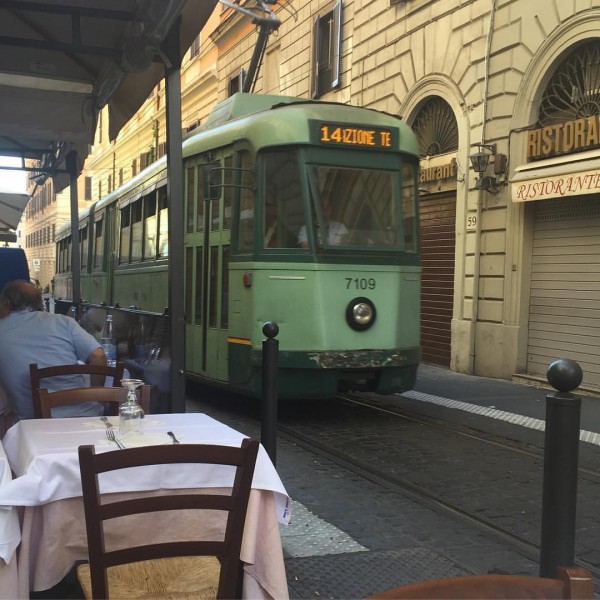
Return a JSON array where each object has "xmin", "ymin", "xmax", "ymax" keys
[{"xmin": 100, "ymin": 314, "xmax": 117, "ymax": 367}]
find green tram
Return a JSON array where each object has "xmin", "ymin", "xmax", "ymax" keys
[{"xmin": 55, "ymin": 93, "xmax": 421, "ymax": 398}]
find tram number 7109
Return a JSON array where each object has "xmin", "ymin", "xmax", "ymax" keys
[{"xmin": 346, "ymin": 277, "xmax": 376, "ymax": 290}]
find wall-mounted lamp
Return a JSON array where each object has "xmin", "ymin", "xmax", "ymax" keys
[{"xmin": 469, "ymin": 143, "xmax": 508, "ymax": 194}]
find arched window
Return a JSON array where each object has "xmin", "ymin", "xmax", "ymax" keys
[
  {"xmin": 411, "ymin": 96, "xmax": 458, "ymax": 158},
  {"xmin": 539, "ymin": 41, "xmax": 600, "ymax": 126}
]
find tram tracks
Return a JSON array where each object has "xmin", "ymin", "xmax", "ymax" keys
[{"xmin": 274, "ymin": 392, "xmax": 600, "ymax": 579}]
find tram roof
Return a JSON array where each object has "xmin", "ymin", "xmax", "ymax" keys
[{"xmin": 0, "ymin": 1, "xmax": 217, "ymax": 192}]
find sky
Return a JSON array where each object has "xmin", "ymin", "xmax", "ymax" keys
[{"xmin": 0, "ymin": 156, "xmax": 27, "ymax": 194}]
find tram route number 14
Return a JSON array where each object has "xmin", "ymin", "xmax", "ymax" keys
[{"xmin": 346, "ymin": 277, "xmax": 376, "ymax": 290}]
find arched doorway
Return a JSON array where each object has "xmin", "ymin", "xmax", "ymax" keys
[{"xmin": 412, "ymin": 97, "xmax": 458, "ymax": 366}]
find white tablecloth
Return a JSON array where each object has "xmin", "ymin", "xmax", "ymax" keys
[
  {"xmin": 0, "ymin": 441, "xmax": 19, "ymax": 599},
  {"xmin": 0, "ymin": 413, "xmax": 290, "ymax": 599}
]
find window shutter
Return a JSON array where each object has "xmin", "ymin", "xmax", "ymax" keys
[
  {"xmin": 311, "ymin": 13, "xmax": 320, "ymax": 98},
  {"xmin": 331, "ymin": 0, "xmax": 342, "ymax": 89}
]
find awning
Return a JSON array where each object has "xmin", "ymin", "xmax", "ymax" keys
[
  {"xmin": 0, "ymin": 0, "xmax": 217, "ymax": 192},
  {"xmin": 0, "ymin": 190, "xmax": 30, "ymax": 230},
  {"xmin": 512, "ymin": 149, "xmax": 600, "ymax": 202}
]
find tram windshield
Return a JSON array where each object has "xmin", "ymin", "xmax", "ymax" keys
[
  {"xmin": 261, "ymin": 149, "xmax": 418, "ymax": 252},
  {"xmin": 306, "ymin": 162, "xmax": 418, "ymax": 252}
]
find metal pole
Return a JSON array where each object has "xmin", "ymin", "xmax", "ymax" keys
[
  {"xmin": 539, "ymin": 359, "xmax": 583, "ymax": 577},
  {"xmin": 66, "ymin": 151, "xmax": 81, "ymax": 304},
  {"xmin": 261, "ymin": 321, "xmax": 279, "ymax": 465},
  {"xmin": 162, "ymin": 20, "xmax": 185, "ymax": 413}
]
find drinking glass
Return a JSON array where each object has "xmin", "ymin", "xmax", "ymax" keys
[{"xmin": 119, "ymin": 379, "xmax": 145, "ymax": 435}]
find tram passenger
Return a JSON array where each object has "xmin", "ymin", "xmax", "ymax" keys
[
  {"xmin": 264, "ymin": 204, "xmax": 278, "ymax": 248},
  {"xmin": 0, "ymin": 280, "xmax": 107, "ymax": 421},
  {"xmin": 298, "ymin": 197, "xmax": 348, "ymax": 248},
  {"xmin": 264, "ymin": 186, "xmax": 279, "ymax": 248}
]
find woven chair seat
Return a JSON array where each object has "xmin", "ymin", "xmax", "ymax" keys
[{"xmin": 77, "ymin": 555, "xmax": 220, "ymax": 599}]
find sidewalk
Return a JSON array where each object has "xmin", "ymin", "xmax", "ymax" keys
[{"xmin": 412, "ymin": 363, "xmax": 600, "ymax": 434}]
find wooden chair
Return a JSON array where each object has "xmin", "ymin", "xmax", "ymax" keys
[
  {"xmin": 77, "ymin": 438, "xmax": 260, "ymax": 599},
  {"xmin": 30, "ymin": 362, "xmax": 125, "ymax": 418},
  {"xmin": 36, "ymin": 385, "xmax": 151, "ymax": 419},
  {"xmin": 366, "ymin": 566, "xmax": 594, "ymax": 599}
]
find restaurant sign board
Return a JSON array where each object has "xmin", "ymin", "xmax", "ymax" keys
[
  {"xmin": 512, "ymin": 168, "xmax": 600, "ymax": 202},
  {"xmin": 527, "ymin": 115, "xmax": 600, "ymax": 160},
  {"xmin": 419, "ymin": 153, "xmax": 457, "ymax": 193}
]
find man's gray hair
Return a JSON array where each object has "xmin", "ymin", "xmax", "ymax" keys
[{"xmin": 0, "ymin": 280, "xmax": 44, "ymax": 312}]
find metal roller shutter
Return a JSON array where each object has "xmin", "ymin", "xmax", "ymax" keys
[
  {"xmin": 419, "ymin": 193, "xmax": 456, "ymax": 366},
  {"xmin": 527, "ymin": 196, "xmax": 600, "ymax": 390}
]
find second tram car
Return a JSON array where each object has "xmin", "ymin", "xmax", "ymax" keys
[{"xmin": 55, "ymin": 93, "xmax": 421, "ymax": 398}]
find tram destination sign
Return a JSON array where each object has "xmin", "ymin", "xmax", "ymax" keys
[{"xmin": 312, "ymin": 121, "xmax": 398, "ymax": 150}]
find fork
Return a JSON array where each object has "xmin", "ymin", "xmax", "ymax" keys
[
  {"xmin": 100, "ymin": 416, "xmax": 114, "ymax": 429},
  {"xmin": 105, "ymin": 428, "xmax": 126, "ymax": 449}
]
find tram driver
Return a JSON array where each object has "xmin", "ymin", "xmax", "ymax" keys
[{"xmin": 298, "ymin": 197, "xmax": 348, "ymax": 248}]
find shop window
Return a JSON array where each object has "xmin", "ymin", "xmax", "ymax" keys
[{"xmin": 312, "ymin": 1, "xmax": 342, "ymax": 98}]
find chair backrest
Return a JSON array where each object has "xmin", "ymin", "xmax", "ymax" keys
[
  {"xmin": 36, "ymin": 384, "xmax": 151, "ymax": 419},
  {"xmin": 78, "ymin": 438, "xmax": 260, "ymax": 599},
  {"xmin": 366, "ymin": 567, "xmax": 594, "ymax": 599},
  {"xmin": 30, "ymin": 362, "xmax": 125, "ymax": 418}
]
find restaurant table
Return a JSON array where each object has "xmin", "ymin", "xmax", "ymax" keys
[
  {"xmin": 0, "ymin": 439, "xmax": 20, "ymax": 600},
  {"xmin": 0, "ymin": 413, "xmax": 291, "ymax": 599}
]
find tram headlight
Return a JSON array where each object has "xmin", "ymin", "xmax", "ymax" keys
[{"xmin": 346, "ymin": 297, "xmax": 376, "ymax": 331}]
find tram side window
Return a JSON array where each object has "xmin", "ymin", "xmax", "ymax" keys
[
  {"xmin": 144, "ymin": 192, "xmax": 157, "ymax": 260},
  {"xmin": 58, "ymin": 238, "xmax": 69, "ymax": 272},
  {"xmin": 119, "ymin": 206, "xmax": 131, "ymax": 264},
  {"xmin": 186, "ymin": 167, "xmax": 195, "ymax": 234},
  {"xmin": 194, "ymin": 246, "xmax": 203, "ymax": 324},
  {"xmin": 235, "ymin": 151, "xmax": 255, "ymax": 253},
  {"xmin": 208, "ymin": 246, "xmax": 218, "ymax": 327},
  {"xmin": 158, "ymin": 188, "xmax": 169, "ymax": 257},
  {"xmin": 401, "ymin": 162, "xmax": 418, "ymax": 253},
  {"xmin": 263, "ymin": 150, "xmax": 305, "ymax": 249},
  {"xmin": 185, "ymin": 247, "xmax": 193, "ymax": 324},
  {"xmin": 221, "ymin": 246, "xmax": 229, "ymax": 328},
  {"xmin": 80, "ymin": 225, "xmax": 88, "ymax": 270},
  {"xmin": 195, "ymin": 166, "xmax": 204, "ymax": 232},
  {"xmin": 93, "ymin": 217, "xmax": 104, "ymax": 269},
  {"xmin": 201, "ymin": 161, "xmax": 221, "ymax": 231},
  {"xmin": 223, "ymin": 156, "xmax": 233, "ymax": 230},
  {"xmin": 130, "ymin": 200, "xmax": 143, "ymax": 262}
]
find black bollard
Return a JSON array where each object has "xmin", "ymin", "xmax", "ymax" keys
[
  {"xmin": 261, "ymin": 321, "xmax": 279, "ymax": 465},
  {"xmin": 539, "ymin": 358, "xmax": 583, "ymax": 577}
]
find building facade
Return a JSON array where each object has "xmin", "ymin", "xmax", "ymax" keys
[{"xmin": 75, "ymin": 0, "xmax": 600, "ymax": 391}]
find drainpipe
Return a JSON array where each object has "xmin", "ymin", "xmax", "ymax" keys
[
  {"xmin": 468, "ymin": 191, "xmax": 483, "ymax": 374},
  {"xmin": 468, "ymin": 0, "xmax": 497, "ymax": 374}
]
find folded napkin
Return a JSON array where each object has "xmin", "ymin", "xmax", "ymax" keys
[
  {"xmin": 98, "ymin": 432, "xmax": 175, "ymax": 448},
  {"xmin": 85, "ymin": 418, "xmax": 164, "ymax": 429}
]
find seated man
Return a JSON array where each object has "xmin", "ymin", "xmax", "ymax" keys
[
  {"xmin": 0, "ymin": 280, "xmax": 107, "ymax": 421},
  {"xmin": 298, "ymin": 197, "xmax": 348, "ymax": 248}
]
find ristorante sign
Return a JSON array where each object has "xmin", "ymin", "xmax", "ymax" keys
[
  {"xmin": 527, "ymin": 115, "xmax": 600, "ymax": 160},
  {"xmin": 512, "ymin": 169, "xmax": 600, "ymax": 202}
]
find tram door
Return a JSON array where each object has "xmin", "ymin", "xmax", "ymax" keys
[{"xmin": 184, "ymin": 151, "xmax": 233, "ymax": 382}]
